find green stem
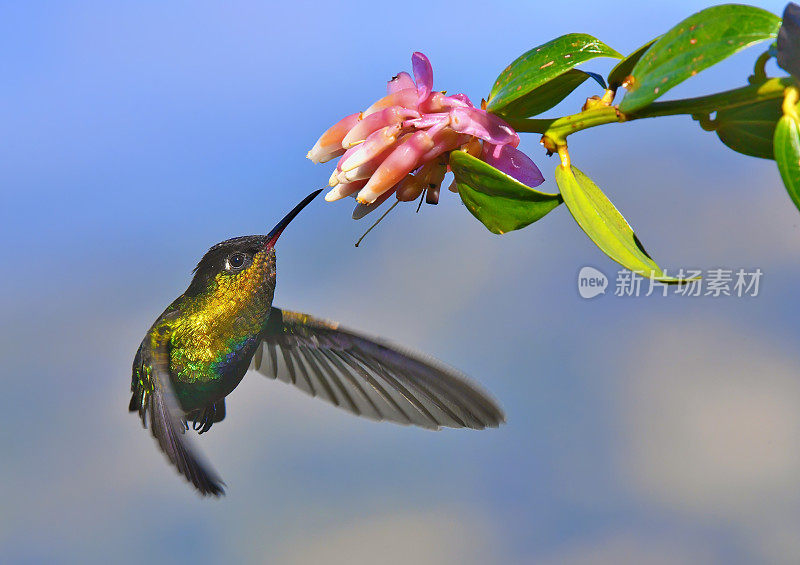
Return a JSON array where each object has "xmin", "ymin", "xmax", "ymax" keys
[
  {"xmin": 749, "ymin": 50, "xmax": 772, "ymax": 85},
  {"xmin": 506, "ymin": 77, "xmax": 792, "ymax": 146}
]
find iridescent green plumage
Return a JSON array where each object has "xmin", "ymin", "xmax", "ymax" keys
[{"xmin": 129, "ymin": 190, "xmax": 505, "ymax": 497}]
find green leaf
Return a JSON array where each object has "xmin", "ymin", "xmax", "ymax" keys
[
  {"xmin": 774, "ymin": 113, "xmax": 800, "ymax": 212},
  {"xmin": 450, "ymin": 151, "xmax": 562, "ymax": 234},
  {"xmin": 620, "ymin": 4, "xmax": 781, "ymax": 113},
  {"xmin": 490, "ymin": 69, "xmax": 600, "ymax": 120},
  {"xmin": 555, "ymin": 165, "xmax": 685, "ymax": 282},
  {"xmin": 487, "ymin": 33, "xmax": 622, "ymax": 117},
  {"xmin": 607, "ymin": 38, "xmax": 658, "ymax": 89},
  {"xmin": 713, "ymin": 97, "xmax": 782, "ymax": 159}
]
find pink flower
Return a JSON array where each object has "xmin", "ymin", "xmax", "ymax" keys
[{"xmin": 307, "ymin": 52, "xmax": 543, "ymax": 215}]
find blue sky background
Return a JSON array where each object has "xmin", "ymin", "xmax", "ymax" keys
[{"xmin": 3, "ymin": 1, "xmax": 800, "ymax": 563}]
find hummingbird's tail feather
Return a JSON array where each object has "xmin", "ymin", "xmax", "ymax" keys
[
  {"xmin": 147, "ymin": 379, "xmax": 225, "ymax": 496},
  {"xmin": 252, "ymin": 308, "xmax": 505, "ymax": 430},
  {"xmin": 130, "ymin": 331, "xmax": 226, "ymax": 497}
]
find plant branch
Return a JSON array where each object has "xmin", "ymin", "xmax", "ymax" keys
[{"xmin": 506, "ymin": 77, "xmax": 793, "ymax": 146}]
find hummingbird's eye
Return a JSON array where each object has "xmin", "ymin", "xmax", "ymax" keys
[{"xmin": 225, "ymin": 252, "xmax": 247, "ymax": 272}]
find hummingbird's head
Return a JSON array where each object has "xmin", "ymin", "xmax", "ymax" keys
[
  {"xmin": 184, "ymin": 235, "xmax": 274, "ymax": 300},
  {"xmin": 184, "ymin": 189, "xmax": 322, "ymax": 300}
]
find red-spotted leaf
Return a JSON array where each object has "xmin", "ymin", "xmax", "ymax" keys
[
  {"xmin": 490, "ymin": 69, "xmax": 605, "ymax": 120},
  {"xmin": 487, "ymin": 34, "xmax": 621, "ymax": 118},
  {"xmin": 607, "ymin": 38, "xmax": 658, "ymax": 89},
  {"xmin": 620, "ymin": 5, "xmax": 781, "ymax": 113}
]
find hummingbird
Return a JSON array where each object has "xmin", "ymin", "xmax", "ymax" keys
[{"xmin": 129, "ymin": 189, "xmax": 504, "ymax": 496}]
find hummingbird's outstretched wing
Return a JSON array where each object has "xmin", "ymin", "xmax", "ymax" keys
[
  {"xmin": 253, "ymin": 308, "xmax": 505, "ymax": 430},
  {"xmin": 130, "ymin": 320, "xmax": 225, "ymax": 497}
]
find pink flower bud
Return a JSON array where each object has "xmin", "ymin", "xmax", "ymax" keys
[
  {"xmin": 357, "ymin": 131, "xmax": 436, "ymax": 204},
  {"xmin": 342, "ymin": 107, "xmax": 419, "ymax": 149},
  {"xmin": 338, "ymin": 143, "xmax": 405, "ymax": 183},
  {"xmin": 418, "ymin": 92, "xmax": 449, "ymax": 114},
  {"xmin": 414, "ymin": 159, "xmax": 447, "ymax": 204},
  {"xmin": 363, "ymin": 88, "xmax": 419, "ymax": 117},
  {"xmin": 420, "ymin": 127, "xmax": 467, "ymax": 163},
  {"xmin": 426, "ymin": 184, "xmax": 441, "ymax": 204},
  {"xmin": 352, "ymin": 188, "xmax": 396, "ymax": 219},
  {"xmin": 395, "ymin": 174, "xmax": 425, "ymax": 201},
  {"xmin": 309, "ymin": 51, "xmax": 544, "ymax": 219},
  {"xmin": 325, "ymin": 180, "xmax": 367, "ymax": 202},
  {"xmin": 307, "ymin": 112, "xmax": 361, "ymax": 164},
  {"xmin": 387, "ymin": 71, "xmax": 415, "ymax": 94},
  {"xmin": 425, "ymin": 160, "xmax": 447, "ymax": 192},
  {"xmin": 339, "ymin": 123, "xmax": 403, "ymax": 172},
  {"xmin": 337, "ymin": 162, "xmax": 374, "ymax": 184},
  {"xmin": 328, "ymin": 168, "xmax": 341, "ymax": 187}
]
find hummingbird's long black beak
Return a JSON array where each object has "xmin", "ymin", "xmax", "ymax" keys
[{"xmin": 265, "ymin": 189, "xmax": 323, "ymax": 249}]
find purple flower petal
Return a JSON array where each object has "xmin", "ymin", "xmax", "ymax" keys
[
  {"xmin": 482, "ymin": 143, "xmax": 544, "ymax": 188},
  {"xmin": 446, "ymin": 93, "xmax": 473, "ymax": 108},
  {"xmin": 387, "ymin": 71, "xmax": 416, "ymax": 94},
  {"xmin": 412, "ymin": 52, "xmax": 433, "ymax": 104},
  {"xmin": 403, "ymin": 112, "xmax": 449, "ymax": 130},
  {"xmin": 449, "ymin": 107, "xmax": 519, "ymax": 147}
]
